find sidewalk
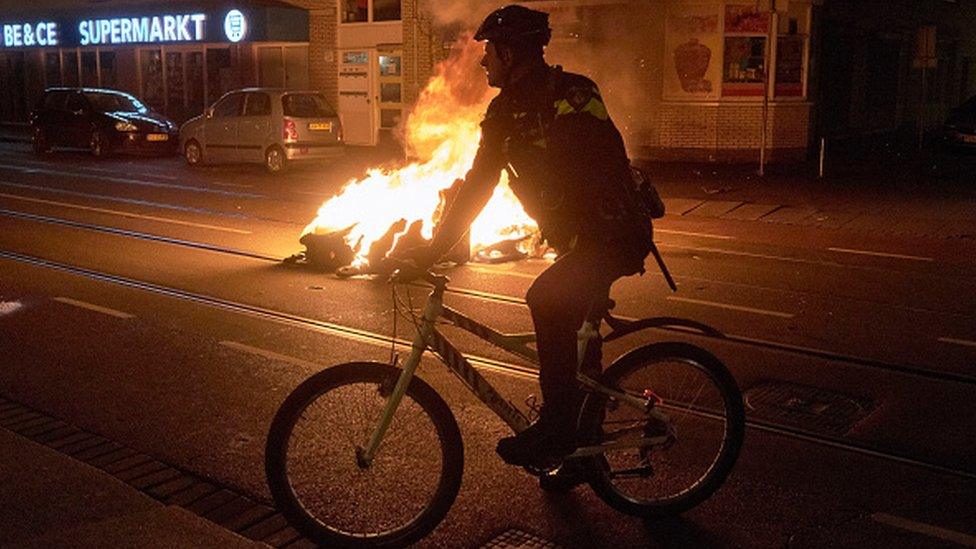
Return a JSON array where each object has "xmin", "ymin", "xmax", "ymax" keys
[{"xmin": 0, "ymin": 425, "xmax": 265, "ymax": 548}]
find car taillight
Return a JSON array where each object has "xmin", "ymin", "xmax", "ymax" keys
[{"xmin": 283, "ymin": 118, "xmax": 298, "ymax": 141}]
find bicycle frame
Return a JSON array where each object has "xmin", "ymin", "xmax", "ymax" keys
[{"xmin": 360, "ymin": 277, "xmax": 669, "ymax": 465}]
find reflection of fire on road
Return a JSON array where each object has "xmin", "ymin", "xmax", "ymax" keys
[{"xmin": 291, "ymin": 36, "xmax": 541, "ymax": 273}]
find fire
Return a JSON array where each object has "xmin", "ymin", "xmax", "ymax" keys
[{"xmin": 302, "ymin": 36, "xmax": 538, "ymax": 267}]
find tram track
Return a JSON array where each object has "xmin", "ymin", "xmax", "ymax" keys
[
  {"xmin": 3, "ymin": 206, "xmax": 975, "ymax": 387},
  {"xmin": 1, "ymin": 246, "xmax": 975, "ymax": 481}
]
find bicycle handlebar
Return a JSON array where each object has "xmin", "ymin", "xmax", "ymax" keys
[{"xmin": 385, "ymin": 258, "xmax": 449, "ymax": 287}]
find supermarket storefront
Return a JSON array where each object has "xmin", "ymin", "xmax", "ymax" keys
[{"xmin": 0, "ymin": 2, "xmax": 310, "ymax": 123}]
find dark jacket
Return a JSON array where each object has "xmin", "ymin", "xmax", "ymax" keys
[{"xmin": 463, "ymin": 63, "xmax": 650, "ymax": 260}]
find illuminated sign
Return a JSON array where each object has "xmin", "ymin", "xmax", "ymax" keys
[
  {"xmin": 224, "ymin": 10, "xmax": 247, "ymax": 43},
  {"xmin": 2, "ymin": 22, "xmax": 58, "ymax": 47},
  {"xmin": 78, "ymin": 14, "xmax": 206, "ymax": 46}
]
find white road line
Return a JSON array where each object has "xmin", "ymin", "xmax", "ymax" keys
[
  {"xmin": 938, "ymin": 337, "xmax": 976, "ymax": 349},
  {"xmin": 464, "ymin": 264, "xmax": 538, "ymax": 280},
  {"xmin": 666, "ymin": 296, "xmax": 794, "ymax": 318},
  {"xmin": 53, "ymin": 297, "xmax": 133, "ymax": 319},
  {"xmin": 656, "ymin": 229, "xmax": 734, "ymax": 240},
  {"xmin": 0, "ymin": 192, "xmax": 251, "ymax": 234},
  {"xmin": 828, "ymin": 247, "xmax": 934, "ymax": 262},
  {"xmin": 871, "ymin": 513, "xmax": 976, "ymax": 547},
  {"xmin": 220, "ymin": 341, "xmax": 330, "ymax": 370},
  {"xmin": 210, "ymin": 181, "xmax": 256, "ymax": 189}
]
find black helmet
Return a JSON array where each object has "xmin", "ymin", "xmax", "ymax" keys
[{"xmin": 474, "ymin": 5, "xmax": 551, "ymax": 47}]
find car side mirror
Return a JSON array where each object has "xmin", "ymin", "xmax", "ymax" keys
[{"xmin": 206, "ymin": 107, "xmax": 214, "ymax": 119}]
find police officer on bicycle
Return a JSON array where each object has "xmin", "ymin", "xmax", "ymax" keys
[{"xmin": 407, "ymin": 4, "xmax": 653, "ymax": 468}]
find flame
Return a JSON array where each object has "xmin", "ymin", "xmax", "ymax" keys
[{"xmin": 302, "ymin": 36, "xmax": 538, "ymax": 266}]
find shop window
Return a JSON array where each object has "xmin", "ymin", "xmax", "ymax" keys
[
  {"xmin": 380, "ymin": 108, "xmax": 400, "ymax": 129},
  {"xmin": 44, "ymin": 52, "xmax": 61, "ymax": 87},
  {"xmin": 99, "ymin": 51, "xmax": 117, "ymax": 89},
  {"xmin": 380, "ymin": 83, "xmax": 401, "ymax": 103},
  {"xmin": 244, "ymin": 93, "xmax": 272, "ymax": 116},
  {"xmin": 206, "ymin": 48, "xmax": 233, "ymax": 106},
  {"xmin": 81, "ymin": 51, "xmax": 98, "ymax": 87},
  {"xmin": 722, "ymin": 4, "xmax": 768, "ymax": 97},
  {"xmin": 259, "ymin": 47, "xmax": 286, "ymax": 88},
  {"xmin": 283, "ymin": 46, "xmax": 309, "ymax": 89},
  {"xmin": 62, "ymin": 50, "xmax": 79, "ymax": 86},
  {"xmin": 342, "ymin": 0, "xmax": 368, "ymax": 23},
  {"xmin": 373, "ymin": 0, "xmax": 401, "ymax": 21},
  {"xmin": 140, "ymin": 49, "xmax": 163, "ymax": 111},
  {"xmin": 774, "ymin": 36, "xmax": 803, "ymax": 97},
  {"xmin": 379, "ymin": 55, "xmax": 401, "ymax": 76},
  {"xmin": 166, "ymin": 52, "xmax": 185, "ymax": 113},
  {"xmin": 185, "ymin": 51, "xmax": 204, "ymax": 117}
]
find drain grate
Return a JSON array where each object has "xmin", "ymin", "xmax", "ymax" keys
[
  {"xmin": 480, "ymin": 528, "xmax": 563, "ymax": 549},
  {"xmin": 744, "ymin": 381, "xmax": 873, "ymax": 435},
  {"xmin": 0, "ymin": 394, "xmax": 308, "ymax": 547}
]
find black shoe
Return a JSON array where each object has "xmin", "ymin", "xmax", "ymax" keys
[{"xmin": 496, "ymin": 421, "xmax": 576, "ymax": 468}]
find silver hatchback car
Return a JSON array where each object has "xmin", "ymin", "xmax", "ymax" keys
[{"xmin": 180, "ymin": 88, "xmax": 343, "ymax": 173}]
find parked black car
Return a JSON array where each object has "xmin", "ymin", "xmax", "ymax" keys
[
  {"xmin": 942, "ymin": 95, "xmax": 976, "ymax": 153},
  {"xmin": 30, "ymin": 88, "xmax": 178, "ymax": 157}
]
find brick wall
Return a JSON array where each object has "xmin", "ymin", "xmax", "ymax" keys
[
  {"xmin": 307, "ymin": 4, "xmax": 338, "ymax": 108},
  {"xmin": 654, "ymin": 102, "xmax": 810, "ymax": 160}
]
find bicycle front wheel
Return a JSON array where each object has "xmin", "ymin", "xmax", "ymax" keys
[
  {"xmin": 265, "ymin": 362, "xmax": 463, "ymax": 548},
  {"xmin": 580, "ymin": 342, "xmax": 745, "ymax": 517}
]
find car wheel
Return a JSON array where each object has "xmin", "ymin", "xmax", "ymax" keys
[
  {"xmin": 184, "ymin": 139, "xmax": 203, "ymax": 167},
  {"xmin": 32, "ymin": 128, "xmax": 51, "ymax": 155},
  {"xmin": 264, "ymin": 145, "xmax": 287, "ymax": 174},
  {"xmin": 89, "ymin": 129, "xmax": 110, "ymax": 158}
]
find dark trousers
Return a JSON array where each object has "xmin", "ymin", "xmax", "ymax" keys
[{"xmin": 524, "ymin": 240, "xmax": 634, "ymax": 429}]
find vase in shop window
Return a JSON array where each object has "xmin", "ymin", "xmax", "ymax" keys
[{"xmin": 674, "ymin": 38, "xmax": 712, "ymax": 93}]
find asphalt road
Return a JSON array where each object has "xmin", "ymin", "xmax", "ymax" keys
[{"xmin": 1, "ymin": 143, "xmax": 975, "ymax": 548}]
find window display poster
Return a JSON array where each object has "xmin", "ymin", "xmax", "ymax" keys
[
  {"xmin": 725, "ymin": 4, "xmax": 769, "ymax": 34},
  {"xmin": 664, "ymin": 2, "xmax": 722, "ymax": 100}
]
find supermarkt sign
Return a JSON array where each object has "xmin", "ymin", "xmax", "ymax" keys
[
  {"xmin": 3, "ymin": 22, "xmax": 59, "ymax": 47},
  {"xmin": 79, "ymin": 14, "xmax": 207, "ymax": 46}
]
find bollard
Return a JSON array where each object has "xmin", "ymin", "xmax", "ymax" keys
[{"xmin": 818, "ymin": 137, "xmax": 826, "ymax": 179}]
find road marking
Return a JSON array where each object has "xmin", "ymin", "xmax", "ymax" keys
[
  {"xmin": 828, "ymin": 247, "xmax": 934, "ymax": 262},
  {"xmin": 210, "ymin": 181, "xmax": 255, "ymax": 189},
  {"xmin": 53, "ymin": 297, "xmax": 133, "ymax": 319},
  {"xmin": 666, "ymin": 296, "xmax": 794, "ymax": 318},
  {"xmin": 464, "ymin": 264, "xmax": 538, "ymax": 280},
  {"xmin": 938, "ymin": 337, "xmax": 976, "ymax": 348},
  {"xmin": 871, "ymin": 513, "xmax": 976, "ymax": 547},
  {"xmin": 0, "ymin": 192, "xmax": 251, "ymax": 234},
  {"xmin": 220, "ymin": 341, "xmax": 329, "ymax": 370},
  {"xmin": 656, "ymin": 229, "xmax": 734, "ymax": 240}
]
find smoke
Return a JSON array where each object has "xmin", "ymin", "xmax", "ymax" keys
[{"xmin": 420, "ymin": 1, "xmax": 660, "ymax": 158}]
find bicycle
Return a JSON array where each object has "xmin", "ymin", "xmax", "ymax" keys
[{"xmin": 265, "ymin": 261, "xmax": 745, "ymax": 547}]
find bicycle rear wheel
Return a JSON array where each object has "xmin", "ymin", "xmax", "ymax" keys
[
  {"xmin": 265, "ymin": 362, "xmax": 463, "ymax": 548},
  {"xmin": 580, "ymin": 342, "xmax": 744, "ymax": 517}
]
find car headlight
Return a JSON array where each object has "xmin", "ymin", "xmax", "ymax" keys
[{"xmin": 115, "ymin": 121, "xmax": 138, "ymax": 132}]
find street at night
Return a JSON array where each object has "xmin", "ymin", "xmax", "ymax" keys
[
  {"xmin": 1, "ymin": 138, "xmax": 975, "ymax": 547},
  {"xmin": 3, "ymin": 0, "xmax": 976, "ymax": 547}
]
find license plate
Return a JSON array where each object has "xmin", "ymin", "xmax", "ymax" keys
[
  {"xmin": 308, "ymin": 122, "xmax": 332, "ymax": 131},
  {"xmin": 146, "ymin": 133, "xmax": 169, "ymax": 142}
]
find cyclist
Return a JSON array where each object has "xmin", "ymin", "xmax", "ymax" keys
[{"xmin": 405, "ymin": 4, "xmax": 653, "ymax": 468}]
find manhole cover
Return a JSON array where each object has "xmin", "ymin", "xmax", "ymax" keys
[
  {"xmin": 480, "ymin": 528, "xmax": 562, "ymax": 549},
  {"xmin": 744, "ymin": 381, "xmax": 873, "ymax": 435}
]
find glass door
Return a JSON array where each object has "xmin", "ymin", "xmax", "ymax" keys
[{"xmin": 377, "ymin": 49, "xmax": 402, "ymax": 131}]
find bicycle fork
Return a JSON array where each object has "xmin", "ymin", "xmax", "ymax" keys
[{"xmin": 357, "ymin": 287, "xmax": 442, "ymax": 468}]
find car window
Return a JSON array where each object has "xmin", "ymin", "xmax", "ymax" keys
[
  {"xmin": 282, "ymin": 93, "xmax": 336, "ymax": 118},
  {"xmin": 244, "ymin": 93, "xmax": 272, "ymax": 116},
  {"xmin": 65, "ymin": 93, "xmax": 87, "ymax": 113},
  {"xmin": 212, "ymin": 94, "xmax": 243, "ymax": 118},
  {"xmin": 84, "ymin": 92, "xmax": 147, "ymax": 113}
]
